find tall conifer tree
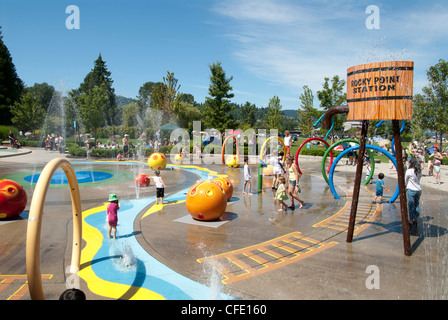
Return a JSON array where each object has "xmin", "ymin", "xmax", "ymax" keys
[
  {"xmin": 74, "ymin": 53, "xmax": 118, "ymax": 126},
  {"xmin": 203, "ymin": 61, "xmax": 235, "ymax": 131},
  {"xmin": 0, "ymin": 26, "xmax": 24, "ymax": 125}
]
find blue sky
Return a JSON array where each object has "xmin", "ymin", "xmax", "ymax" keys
[{"xmin": 1, "ymin": 0, "xmax": 447, "ymax": 110}]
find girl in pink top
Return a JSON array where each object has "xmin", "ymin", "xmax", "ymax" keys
[{"xmin": 107, "ymin": 194, "xmax": 119, "ymax": 238}]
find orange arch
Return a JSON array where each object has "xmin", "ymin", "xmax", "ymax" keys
[{"xmin": 221, "ymin": 136, "xmax": 240, "ymax": 164}]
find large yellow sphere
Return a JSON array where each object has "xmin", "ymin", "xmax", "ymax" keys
[
  {"xmin": 148, "ymin": 152, "xmax": 167, "ymax": 170},
  {"xmin": 211, "ymin": 177, "xmax": 234, "ymax": 201},
  {"xmin": 226, "ymin": 155, "xmax": 240, "ymax": 168},
  {"xmin": 186, "ymin": 181, "xmax": 227, "ymax": 221},
  {"xmin": 263, "ymin": 165, "xmax": 274, "ymax": 176},
  {"xmin": 174, "ymin": 153, "xmax": 183, "ymax": 164}
]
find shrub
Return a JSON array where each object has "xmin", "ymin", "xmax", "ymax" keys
[{"xmin": 0, "ymin": 126, "xmax": 19, "ymax": 141}]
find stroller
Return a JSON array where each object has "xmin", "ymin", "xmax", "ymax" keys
[{"xmin": 12, "ymin": 138, "xmax": 22, "ymax": 149}]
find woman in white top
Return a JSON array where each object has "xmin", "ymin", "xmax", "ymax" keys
[
  {"xmin": 405, "ymin": 157, "xmax": 422, "ymax": 225},
  {"xmin": 270, "ymin": 151, "xmax": 284, "ymax": 189}
]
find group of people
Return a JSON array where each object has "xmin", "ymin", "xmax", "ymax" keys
[
  {"xmin": 241, "ymin": 151, "xmax": 305, "ymax": 211},
  {"xmin": 274, "ymin": 154, "xmax": 305, "ymax": 211},
  {"xmin": 372, "ymin": 144, "xmax": 444, "ymax": 228},
  {"xmin": 44, "ymin": 134, "xmax": 64, "ymax": 152}
]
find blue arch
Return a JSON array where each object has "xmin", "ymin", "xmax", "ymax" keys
[
  {"xmin": 375, "ymin": 120, "xmax": 406, "ymax": 156},
  {"xmin": 328, "ymin": 145, "xmax": 399, "ymax": 203}
]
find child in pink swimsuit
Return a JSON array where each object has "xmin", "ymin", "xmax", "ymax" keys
[{"xmin": 107, "ymin": 194, "xmax": 119, "ymax": 238}]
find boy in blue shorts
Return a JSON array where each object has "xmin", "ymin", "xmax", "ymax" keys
[{"xmin": 373, "ymin": 173, "xmax": 387, "ymax": 203}]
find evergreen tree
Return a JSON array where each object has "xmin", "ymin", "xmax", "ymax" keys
[
  {"xmin": 265, "ymin": 95, "xmax": 283, "ymax": 131},
  {"xmin": 297, "ymin": 85, "xmax": 319, "ymax": 136},
  {"xmin": 77, "ymin": 54, "xmax": 118, "ymax": 126},
  {"xmin": 240, "ymin": 101, "xmax": 257, "ymax": 128},
  {"xmin": 0, "ymin": 26, "xmax": 24, "ymax": 125},
  {"xmin": 77, "ymin": 83, "xmax": 109, "ymax": 136},
  {"xmin": 203, "ymin": 61, "xmax": 235, "ymax": 131}
]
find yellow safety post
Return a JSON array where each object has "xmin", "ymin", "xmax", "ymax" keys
[{"xmin": 26, "ymin": 158, "xmax": 82, "ymax": 300}]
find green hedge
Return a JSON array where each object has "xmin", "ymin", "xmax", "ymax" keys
[
  {"xmin": 67, "ymin": 145, "xmax": 175, "ymax": 158},
  {"xmin": 0, "ymin": 126, "xmax": 19, "ymax": 140}
]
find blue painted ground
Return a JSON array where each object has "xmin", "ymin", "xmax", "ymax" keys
[
  {"xmin": 24, "ymin": 170, "xmax": 113, "ymax": 184},
  {"xmin": 81, "ymin": 162, "xmax": 235, "ymax": 300}
]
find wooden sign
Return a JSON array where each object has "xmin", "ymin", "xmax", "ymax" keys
[{"xmin": 346, "ymin": 61, "xmax": 414, "ymax": 120}]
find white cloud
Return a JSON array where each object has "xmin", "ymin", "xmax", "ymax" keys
[
  {"xmin": 212, "ymin": 0, "xmax": 302, "ymax": 25},
  {"xmin": 212, "ymin": 0, "xmax": 448, "ymax": 102}
]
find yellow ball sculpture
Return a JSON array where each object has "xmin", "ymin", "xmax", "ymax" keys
[
  {"xmin": 174, "ymin": 153, "xmax": 183, "ymax": 164},
  {"xmin": 263, "ymin": 165, "xmax": 274, "ymax": 176},
  {"xmin": 148, "ymin": 152, "xmax": 167, "ymax": 170},
  {"xmin": 226, "ymin": 155, "xmax": 240, "ymax": 168},
  {"xmin": 186, "ymin": 181, "xmax": 227, "ymax": 221},
  {"xmin": 211, "ymin": 177, "xmax": 234, "ymax": 201}
]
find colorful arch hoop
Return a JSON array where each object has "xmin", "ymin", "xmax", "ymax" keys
[
  {"xmin": 26, "ymin": 158, "xmax": 82, "ymax": 300},
  {"xmin": 328, "ymin": 145, "xmax": 399, "ymax": 203},
  {"xmin": 375, "ymin": 120, "xmax": 405, "ymax": 156},
  {"xmin": 295, "ymin": 137, "xmax": 333, "ymax": 174},
  {"xmin": 321, "ymin": 139, "xmax": 375, "ymax": 185},
  {"xmin": 259, "ymin": 136, "xmax": 286, "ymax": 167},
  {"xmin": 221, "ymin": 136, "xmax": 240, "ymax": 164}
]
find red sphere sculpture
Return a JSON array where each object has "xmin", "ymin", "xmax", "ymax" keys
[
  {"xmin": 0, "ymin": 179, "xmax": 27, "ymax": 220},
  {"xmin": 186, "ymin": 181, "xmax": 227, "ymax": 221},
  {"xmin": 211, "ymin": 177, "xmax": 234, "ymax": 201},
  {"xmin": 135, "ymin": 173, "xmax": 150, "ymax": 187}
]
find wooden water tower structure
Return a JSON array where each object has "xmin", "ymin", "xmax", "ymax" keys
[{"xmin": 345, "ymin": 61, "xmax": 414, "ymax": 256}]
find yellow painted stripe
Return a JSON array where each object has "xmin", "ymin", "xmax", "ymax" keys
[
  {"xmin": 140, "ymin": 200, "xmax": 186, "ymax": 220},
  {"xmin": 78, "ymin": 205, "xmax": 164, "ymax": 300}
]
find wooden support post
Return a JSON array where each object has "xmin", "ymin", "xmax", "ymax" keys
[
  {"xmin": 346, "ymin": 120, "xmax": 369, "ymax": 243},
  {"xmin": 392, "ymin": 120, "xmax": 412, "ymax": 256}
]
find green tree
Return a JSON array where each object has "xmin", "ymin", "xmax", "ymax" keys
[
  {"xmin": 10, "ymin": 93, "xmax": 45, "ymax": 133},
  {"xmin": 0, "ymin": 26, "xmax": 24, "ymax": 125},
  {"xmin": 203, "ymin": 62, "xmax": 235, "ymax": 131},
  {"xmin": 297, "ymin": 85, "xmax": 319, "ymax": 136},
  {"xmin": 149, "ymin": 71, "xmax": 182, "ymax": 123},
  {"xmin": 317, "ymin": 75, "xmax": 347, "ymax": 134},
  {"xmin": 413, "ymin": 59, "xmax": 448, "ymax": 146},
  {"xmin": 265, "ymin": 95, "xmax": 283, "ymax": 131},
  {"xmin": 76, "ymin": 53, "xmax": 118, "ymax": 126},
  {"xmin": 137, "ymin": 81, "xmax": 157, "ymax": 108},
  {"xmin": 240, "ymin": 101, "xmax": 257, "ymax": 129},
  {"xmin": 122, "ymin": 101, "xmax": 141, "ymax": 127},
  {"xmin": 26, "ymin": 82, "xmax": 55, "ymax": 111},
  {"xmin": 175, "ymin": 100, "xmax": 201, "ymax": 129},
  {"xmin": 77, "ymin": 84, "xmax": 109, "ymax": 137}
]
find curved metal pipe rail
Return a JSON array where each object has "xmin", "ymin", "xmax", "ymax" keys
[{"xmin": 26, "ymin": 158, "xmax": 82, "ymax": 300}]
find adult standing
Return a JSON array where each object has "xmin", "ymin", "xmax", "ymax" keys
[
  {"xmin": 285, "ymin": 155, "xmax": 305, "ymax": 209},
  {"xmin": 284, "ymin": 131, "xmax": 291, "ymax": 156},
  {"xmin": 122, "ymin": 134, "xmax": 130, "ymax": 160},
  {"xmin": 405, "ymin": 157, "xmax": 422, "ymax": 226},
  {"xmin": 8, "ymin": 131, "xmax": 15, "ymax": 147}
]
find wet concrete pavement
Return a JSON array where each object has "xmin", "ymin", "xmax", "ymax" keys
[{"xmin": 1, "ymin": 148, "xmax": 447, "ymax": 300}]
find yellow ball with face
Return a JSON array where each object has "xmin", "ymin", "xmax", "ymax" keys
[
  {"xmin": 174, "ymin": 153, "xmax": 183, "ymax": 164},
  {"xmin": 147, "ymin": 152, "xmax": 167, "ymax": 170},
  {"xmin": 186, "ymin": 181, "xmax": 227, "ymax": 221},
  {"xmin": 226, "ymin": 155, "xmax": 240, "ymax": 168}
]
